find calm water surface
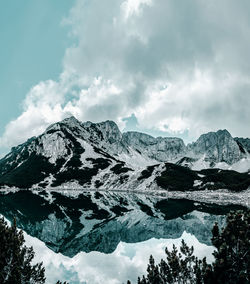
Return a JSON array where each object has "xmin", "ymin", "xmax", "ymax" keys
[{"xmin": 0, "ymin": 190, "xmax": 246, "ymax": 284}]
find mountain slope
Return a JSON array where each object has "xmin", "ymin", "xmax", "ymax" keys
[
  {"xmin": 0, "ymin": 116, "xmax": 249, "ymax": 190},
  {"xmin": 234, "ymin": 137, "xmax": 250, "ymax": 154}
]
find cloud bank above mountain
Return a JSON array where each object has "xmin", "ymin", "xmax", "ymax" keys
[{"xmin": 1, "ymin": 0, "xmax": 250, "ymax": 149}]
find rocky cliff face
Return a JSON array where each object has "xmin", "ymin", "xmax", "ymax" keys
[
  {"xmin": 188, "ymin": 130, "xmax": 244, "ymax": 165},
  {"xmin": 81, "ymin": 120, "xmax": 128, "ymax": 155},
  {"xmin": 122, "ymin": 132, "xmax": 186, "ymax": 162},
  {"xmin": 234, "ymin": 137, "xmax": 250, "ymax": 154},
  {"xmin": 0, "ymin": 117, "xmax": 249, "ymax": 190}
]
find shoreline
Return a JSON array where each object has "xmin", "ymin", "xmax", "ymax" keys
[{"xmin": 0, "ymin": 186, "xmax": 249, "ymax": 208}]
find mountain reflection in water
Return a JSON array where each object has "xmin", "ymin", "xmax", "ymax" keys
[{"xmin": 0, "ymin": 190, "xmax": 247, "ymax": 284}]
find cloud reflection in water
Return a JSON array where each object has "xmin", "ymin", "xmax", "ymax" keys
[{"xmin": 25, "ymin": 230, "xmax": 215, "ymax": 284}]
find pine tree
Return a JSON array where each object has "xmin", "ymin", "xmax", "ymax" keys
[
  {"xmin": 135, "ymin": 209, "xmax": 250, "ymax": 284},
  {"xmin": 137, "ymin": 240, "xmax": 208, "ymax": 284},
  {"xmin": 0, "ymin": 217, "xmax": 46, "ymax": 284},
  {"xmin": 210, "ymin": 210, "xmax": 250, "ymax": 284}
]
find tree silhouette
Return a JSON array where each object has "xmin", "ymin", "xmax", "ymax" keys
[
  {"xmin": 132, "ymin": 209, "xmax": 249, "ymax": 284},
  {"xmin": 0, "ymin": 217, "xmax": 45, "ymax": 284},
  {"xmin": 211, "ymin": 210, "xmax": 249, "ymax": 284}
]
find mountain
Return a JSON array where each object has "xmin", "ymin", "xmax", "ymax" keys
[
  {"xmin": 234, "ymin": 137, "xmax": 250, "ymax": 154},
  {"xmin": 188, "ymin": 129, "xmax": 243, "ymax": 164},
  {"xmin": 0, "ymin": 190, "xmax": 246, "ymax": 257},
  {"xmin": 179, "ymin": 131, "xmax": 250, "ymax": 172},
  {"xmin": 122, "ymin": 131, "xmax": 186, "ymax": 162},
  {"xmin": 0, "ymin": 116, "xmax": 249, "ymax": 191}
]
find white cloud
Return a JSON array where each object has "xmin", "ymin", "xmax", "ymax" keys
[
  {"xmin": 121, "ymin": 0, "xmax": 152, "ymax": 19},
  {"xmin": 25, "ymin": 230, "xmax": 214, "ymax": 284},
  {"xmin": 1, "ymin": 0, "xmax": 250, "ymax": 150},
  {"xmin": 0, "ymin": 80, "xmax": 65, "ymax": 148}
]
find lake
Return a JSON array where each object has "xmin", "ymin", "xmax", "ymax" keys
[{"xmin": 0, "ymin": 189, "xmax": 247, "ymax": 284}]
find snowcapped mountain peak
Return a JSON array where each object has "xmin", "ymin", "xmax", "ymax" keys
[
  {"xmin": 0, "ymin": 118, "xmax": 249, "ymax": 190},
  {"xmin": 43, "ymin": 119, "xmax": 246, "ymax": 168}
]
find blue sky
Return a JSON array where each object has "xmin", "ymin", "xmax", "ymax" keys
[
  {"xmin": 0, "ymin": 0, "xmax": 250, "ymax": 156},
  {"xmin": 0, "ymin": 0, "xmax": 73, "ymax": 147}
]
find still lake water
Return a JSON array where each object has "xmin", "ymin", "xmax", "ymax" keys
[{"xmin": 0, "ymin": 190, "xmax": 246, "ymax": 284}]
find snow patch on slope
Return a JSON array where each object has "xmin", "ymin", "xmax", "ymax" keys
[
  {"xmin": 216, "ymin": 157, "xmax": 250, "ymax": 173},
  {"xmin": 118, "ymin": 148, "xmax": 158, "ymax": 169},
  {"xmin": 77, "ymin": 139, "xmax": 101, "ymax": 168}
]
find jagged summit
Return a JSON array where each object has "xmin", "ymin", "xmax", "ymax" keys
[
  {"xmin": 83, "ymin": 120, "xmax": 122, "ymax": 142},
  {"xmin": 62, "ymin": 115, "xmax": 79, "ymax": 123},
  {"xmin": 195, "ymin": 129, "xmax": 233, "ymax": 145},
  {"xmin": 45, "ymin": 115, "xmax": 81, "ymax": 132},
  {"xmin": 0, "ymin": 116, "xmax": 249, "ymax": 190},
  {"xmin": 83, "ymin": 119, "xmax": 119, "ymax": 128},
  {"xmin": 122, "ymin": 131, "xmax": 186, "ymax": 162},
  {"xmin": 188, "ymin": 129, "xmax": 243, "ymax": 165},
  {"xmin": 45, "ymin": 116, "xmax": 238, "ymax": 148}
]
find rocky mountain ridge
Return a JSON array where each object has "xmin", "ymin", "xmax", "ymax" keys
[{"xmin": 0, "ymin": 116, "xmax": 249, "ymax": 190}]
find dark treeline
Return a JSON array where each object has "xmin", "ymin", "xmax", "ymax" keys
[
  {"xmin": 0, "ymin": 209, "xmax": 249, "ymax": 284},
  {"xmin": 128, "ymin": 210, "xmax": 249, "ymax": 284}
]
